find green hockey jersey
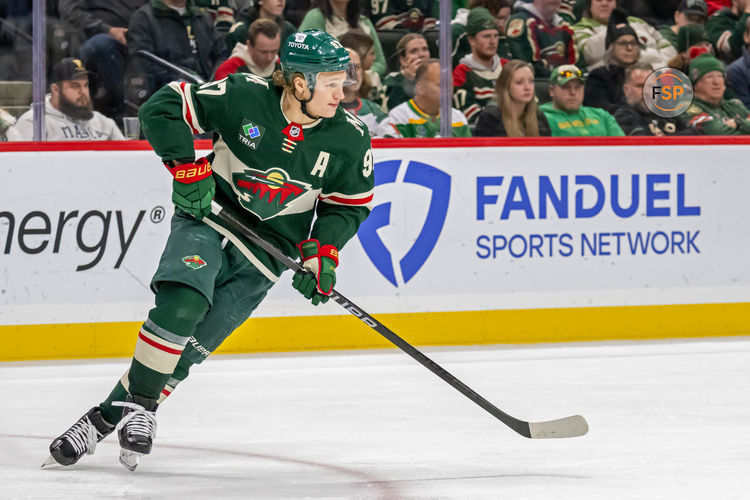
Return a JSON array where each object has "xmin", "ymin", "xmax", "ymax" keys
[
  {"xmin": 384, "ymin": 99, "xmax": 472, "ymax": 138},
  {"xmin": 506, "ymin": 5, "xmax": 577, "ymax": 78},
  {"xmin": 378, "ymin": 71, "xmax": 416, "ymax": 112},
  {"xmin": 705, "ymin": 8, "xmax": 750, "ymax": 61},
  {"xmin": 341, "ymin": 97, "xmax": 395, "ymax": 138},
  {"xmin": 452, "ymin": 54, "xmax": 505, "ymax": 124},
  {"xmin": 139, "ymin": 73, "xmax": 374, "ymax": 282},
  {"xmin": 369, "ymin": 0, "xmax": 437, "ymax": 31},
  {"xmin": 678, "ymin": 97, "xmax": 750, "ymax": 135},
  {"xmin": 513, "ymin": 0, "xmax": 583, "ymax": 25}
]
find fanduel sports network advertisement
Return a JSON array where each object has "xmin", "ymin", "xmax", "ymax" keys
[
  {"xmin": 337, "ymin": 145, "xmax": 750, "ymax": 315},
  {"xmin": 1, "ymin": 143, "xmax": 749, "ymax": 325}
]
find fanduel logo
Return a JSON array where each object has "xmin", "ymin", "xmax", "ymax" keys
[{"xmin": 357, "ymin": 160, "xmax": 450, "ymax": 287}]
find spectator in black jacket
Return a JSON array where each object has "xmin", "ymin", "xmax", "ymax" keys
[
  {"xmin": 60, "ymin": 0, "xmax": 148, "ymax": 120},
  {"xmin": 475, "ymin": 59, "xmax": 551, "ymax": 137},
  {"xmin": 225, "ymin": 0, "xmax": 296, "ymax": 54},
  {"xmin": 726, "ymin": 16, "xmax": 750, "ymax": 107},
  {"xmin": 584, "ymin": 9, "xmax": 641, "ymax": 113},
  {"xmin": 613, "ymin": 63, "xmax": 689, "ymax": 135},
  {"xmin": 125, "ymin": 0, "xmax": 224, "ymax": 107}
]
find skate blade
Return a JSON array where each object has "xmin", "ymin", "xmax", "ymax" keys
[
  {"xmin": 40, "ymin": 455, "xmax": 59, "ymax": 469},
  {"xmin": 119, "ymin": 449, "xmax": 142, "ymax": 471}
]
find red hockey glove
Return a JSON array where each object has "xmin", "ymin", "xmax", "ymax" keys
[
  {"xmin": 166, "ymin": 158, "xmax": 215, "ymax": 219},
  {"xmin": 291, "ymin": 239, "xmax": 338, "ymax": 306}
]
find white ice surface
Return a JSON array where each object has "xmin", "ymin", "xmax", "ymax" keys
[{"xmin": 1, "ymin": 338, "xmax": 749, "ymax": 499}]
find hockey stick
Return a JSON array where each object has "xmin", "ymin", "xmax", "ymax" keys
[{"xmin": 210, "ymin": 201, "xmax": 588, "ymax": 439}]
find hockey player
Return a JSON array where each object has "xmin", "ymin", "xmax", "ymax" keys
[{"xmin": 44, "ymin": 29, "xmax": 374, "ymax": 471}]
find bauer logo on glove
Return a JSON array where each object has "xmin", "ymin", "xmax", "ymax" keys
[{"xmin": 165, "ymin": 158, "xmax": 216, "ymax": 219}]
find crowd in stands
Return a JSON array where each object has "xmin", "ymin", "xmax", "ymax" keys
[{"xmin": 3, "ymin": 0, "xmax": 750, "ymax": 140}]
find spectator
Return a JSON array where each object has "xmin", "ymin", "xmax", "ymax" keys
[
  {"xmin": 194, "ymin": 0, "xmax": 236, "ymax": 34},
  {"xmin": 680, "ymin": 52, "xmax": 750, "ymax": 133},
  {"xmin": 452, "ymin": 1, "xmax": 512, "ymax": 67},
  {"xmin": 513, "ymin": 0, "xmax": 584, "ymax": 25},
  {"xmin": 60, "ymin": 0, "xmax": 148, "ymax": 120},
  {"xmin": 298, "ymin": 0, "xmax": 386, "ymax": 76},
  {"xmin": 6, "ymin": 57, "xmax": 124, "ymax": 141},
  {"xmin": 659, "ymin": 0, "xmax": 709, "ymax": 50},
  {"xmin": 340, "ymin": 49, "xmax": 393, "ymax": 137},
  {"xmin": 283, "ymin": 0, "xmax": 312, "ymax": 27},
  {"xmin": 125, "ymin": 0, "xmax": 225, "ymax": 107},
  {"xmin": 573, "ymin": 0, "xmax": 676, "ymax": 71},
  {"xmin": 475, "ymin": 59, "xmax": 551, "ymax": 136},
  {"xmin": 619, "ymin": 0, "xmax": 681, "ymax": 26},
  {"xmin": 340, "ymin": 29, "xmax": 381, "ymax": 100},
  {"xmin": 226, "ymin": 0, "xmax": 296, "ymax": 54},
  {"xmin": 506, "ymin": 0, "xmax": 578, "ymax": 78},
  {"xmin": 384, "ymin": 59, "xmax": 472, "ymax": 137},
  {"xmin": 453, "ymin": 7, "xmax": 506, "ymax": 124},
  {"xmin": 613, "ymin": 63, "xmax": 688, "ymax": 134},
  {"xmin": 726, "ymin": 17, "xmax": 750, "ymax": 106},
  {"xmin": 584, "ymin": 10, "xmax": 640, "ymax": 112},
  {"xmin": 667, "ymin": 23, "xmax": 713, "ymax": 72},
  {"xmin": 368, "ymin": 0, "xmax": 437, "ymax": 31},
  {"xmin": 379, "ymin": 33, "xmax": 430, "ymax": 111},
  {"xmin": 707, "ymin": 0, "xmax": 732, "ymax": 15},
  {"xmin": 705, "ymin": 0, "xmax": 750, "ymax": 62},
  {"xmin": 215, "ymin": 18, "xmax": 281, "ymax": 79},
  {"xmin": 539, "ymin": 63, "xmax": 625, "ymax": 136}
]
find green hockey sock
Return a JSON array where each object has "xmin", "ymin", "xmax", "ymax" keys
[
  {"xmin": 99, "ymin": 378, "xmax": 130, "ymax": 425},
  {"xmin": 125, "ymin": 283, "xmax": 209, "ymax": 401}
]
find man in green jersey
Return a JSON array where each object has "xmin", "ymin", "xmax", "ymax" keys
[
  {"xmin": 385, "ymin": 59, "xmax": 472, "ymax": 137},
  {"xmin": 680, "ymin": 53, "xmax": 750, "ymax": 134},
  {"xmin": 539, "ymin": 64, "xmax": 624, "ymax": 136},
  {"xmin": 45, "ymin": 30, "xmax": 374, "ymax": 471},
  {"xmin": 706, "ymin": 0, "xmax": 750, "ymax": 62},
  {"xmin": 452, "ymin": 7, "xmax": 507, "ymax": 124}
]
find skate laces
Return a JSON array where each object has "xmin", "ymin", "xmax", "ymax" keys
[
  {"xmin": 113, "ymin": 401, "xmax": 158, "ymax": 441},
  {"xmin": 60, "ymin": 415, "xmax": 99, "ymax": 456}
]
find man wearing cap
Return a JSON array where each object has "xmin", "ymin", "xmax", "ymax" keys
[
  {"xmin": 452, "ymin": 7, "xmax": 507, "ymax": 124},
  {"xmin": 667, "ymin": 24, "xmax": 713, "ymax": 73},
  {"xmin": 726, "ymin": 17, "xmax": 750, "ymax": 106},
  {"xmin": 584, "ymin": 9, "xmax": 641, "ymax": 113},
  {"xmin": 505, "ymin": 0, "xmax": 578, "ymax": 78},
  {"xmin": 573, "ymin": 1, "xmax": 676, "ymax": 72},
  {"xmin": 6, "ymin": 58, "xmax": 124, "ymax": 141},
  {"xmin": 706, "ymin": 0, "xmax": 750, "ymax": 61},
  {"xmin": 451, "ymin": 1, "xmax": 513, "ymax": 67},
  {"xmin": 660, "ymin": 0, "xmax": 709, "ymax": 50},
  {"xmin": 679, "ymin": 52, "xmax": 750, "ymax": 133},
  {"xmin": 539, "ymin": 64, "xmax": 624, "ymax": 136}
]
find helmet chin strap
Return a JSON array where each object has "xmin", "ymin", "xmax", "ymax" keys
[{"xmin": 293, "ymin": 87, "xmax": 320, "ymax": 121}]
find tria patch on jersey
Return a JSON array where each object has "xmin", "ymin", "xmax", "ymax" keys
[
  {"xmin": 181, "ymin": 255, "xmax": 207, "ymax": 270},
  {"xmin": 232, "ymin": 167, "xmax": 312, "ymax": 220},
  {"xmin": 238, "ymin": 119, "xmax": 265, "ymax": 149}
]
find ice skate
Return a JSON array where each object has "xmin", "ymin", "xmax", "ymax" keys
[
  {"xmin": 114, "ymin": 395, "xmax": 158, "ymax": 471},
  {"xmin": 42, "ymin": 406, "xmax": 114, "ymax": 468}
]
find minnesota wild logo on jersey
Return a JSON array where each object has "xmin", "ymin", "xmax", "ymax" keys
[{"xmin": 232, "ymin": 167, "xmax": 312, "ymax": 220}]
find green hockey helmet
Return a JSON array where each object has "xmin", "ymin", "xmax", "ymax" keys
[{"xmin": 280, "ymin": 30, "xmax": 357, "ymax": 89}]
